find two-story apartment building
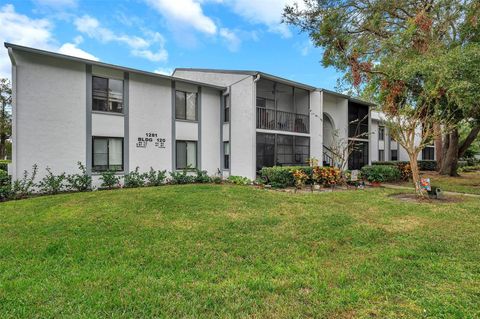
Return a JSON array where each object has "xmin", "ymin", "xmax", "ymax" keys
[{"xmin": 6, "ymin": 43, "xmax": 378, "ymax": 186}]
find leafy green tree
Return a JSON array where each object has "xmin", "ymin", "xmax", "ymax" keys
[
  {"xmin": 0, "ymin": 78, "xmax": 12, "ymax": 160},
  {"xmin": 284, "ymin": 0, "xmax": 480, "ymax": 192}
]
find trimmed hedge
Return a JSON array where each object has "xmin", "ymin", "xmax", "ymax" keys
[
  {"xmin": 360, "ymin": 165, "xmax": 401, "ymax": 183},
  {"xmin": 373, "ymin": 160, "xmax": 437, "ymax": 171},
  {"xmin": 259, "ymin": 166, "xmax": 313, "ymax": 188}
]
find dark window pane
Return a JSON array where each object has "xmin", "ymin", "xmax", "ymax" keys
[
  {"xmin": 391, "ymin": 150, "xmax": 398, "ymax": 161},
  {"xmin": 348, "ymin": 141, "xmax": 369, "ymax": 170},
  {"xmin": 224, "ymin": 142, "xmax": 230, "ymax": 169},
  {"xmin": 92, "ymin": 76, "xmax": 108, "ymax": 112},
  {"xmin": 93, "ymin": 137, "xmax": 123, "ymax": 171},
  {"xmin": 348, "ymin": 102, "xmax": 369, "ymax": 139},
  {"xmin": 109, "ymin": 79, "xmax": 123, "ymax": 113},
  {"xmin": 93, "ymin": 138, "xmax": 108, "ymax": 171},
  {"xmin": 175, "ymin": 91, "xmax": 186, "ymax": 120},
  {"xmin": 176, "ymin": 141, "xmax": 187, "ymax": 169}
]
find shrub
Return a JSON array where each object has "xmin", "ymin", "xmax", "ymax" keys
[
  {"xmin": 0, "ymin": 160, "xmax": 9, "ymax": 172},
  {"xmin": 0, "ymin": 169, "xmax": 12, "ymax": 201},
  {"xmin": 211, "ymin": 176, "xmax": 223, "ymax": 184},
  {"xmin": 313, "ymin": 166, "xmax": 341, "ymax": 186},
  {"xmin": 373, "ymin": 160, "xmax": 437, "ymax": 171},
  {"xmin": 100, "ymin": 170, "xmax": 120, "ymax": 189},
  {"xmin": 260, "ymin": 166, "xmax": 313, "ymax": 188},
  {"xmin": 12, "ymin": 164, "xmax": 38, "ymax": 199},
  {"xmin": 145, "ymin": 167, "xmax": 167, "ymax": 186},
  {"xmin": 360, "ymin": 165, "xmax": 401, "ymax": 183},
  {"xmin": 293, "ymin": 169, "xmax": 308, "ymax": 189},
  {"xmin": 124, "ymin": 167, "xmax": 146, "ymax": 188},
  {"xmin": 169, "ymin": 169, "xmax": 195, "ymax": 184},
  {"xmin": 66, "ymin": 162, "xmax": 92, "ymax": 192},
  {"xmin": 38, "ymin": 167, "xmax": 66, "ymax": 195},
  {"xmin": 227, "ymin": 175, "xmax": 251, "ymax": 185},
  {"xmin": 194, "ymin": 169, "xmax": 211, "ymax": 183},
  {"xmin": 459, "ymin": 164, "xmax": 480, "ymax": 173}
]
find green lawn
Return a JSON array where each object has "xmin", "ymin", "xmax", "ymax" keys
[
  {"xmin": 1, "ymin": 185, "xmax": 479, "ymax": 318},
  {"xmin": 399, "ymin": 171, "xmax": 480, "ymax": 195}
]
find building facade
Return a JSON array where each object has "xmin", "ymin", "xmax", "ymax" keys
[{"xmin": 6, "ymin": 43, "xmax": 389, "ymax": 187}]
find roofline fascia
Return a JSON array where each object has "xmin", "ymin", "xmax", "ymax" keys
[{"xmin": 5, "ymin": 43, "xmax": 226, "ymax": 91}]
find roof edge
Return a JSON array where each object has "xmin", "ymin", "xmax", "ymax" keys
[{"xmin": 4, "ymin": 43, "xmax": 226, "ymax": 90}]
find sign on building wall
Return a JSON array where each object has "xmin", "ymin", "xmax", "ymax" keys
[{"xmin": 136, "ymin": 133, "xmax": 166, "ymax": 149}]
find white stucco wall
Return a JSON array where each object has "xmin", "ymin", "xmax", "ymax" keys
[
  {"xmin": 310, "ymin": 90, "xmax": 322, "ymax": 162},
  {"xmin": 322, "ymin": 93, "xmax": 348, "ymax": 144},
  {"xmin": 92, "ymin": 113, "xmax": 124, "ymax": 137},
  {"xmin": 200, "ymin": 87, "xmax": 221, "ymax": 174},
  {"xmin": 128, "ymin": 73, "xmax": 172, "ymax": 173},
  {"xmin": 13, "ymin": 50, "xmax": 86, "ymax": 180},
  {"xmin": 231, "ymin": 76, "xmax": 255, "ymax": 179},
  {"xmin": 173, "ymin": 70, "xmax": 249, "ymax": 87}
]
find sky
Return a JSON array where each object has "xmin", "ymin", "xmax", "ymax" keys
[{"xmin": 0, "ymin": 0, "xmax": 342, "ymax": 89}]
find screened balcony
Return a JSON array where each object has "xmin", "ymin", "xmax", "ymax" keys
[{"xmin": 256, "ymin": 79, "xmax": 310, "ymax": 134}]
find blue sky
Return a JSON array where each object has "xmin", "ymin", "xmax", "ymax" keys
[{"xmin": 0, "ymin": 0, "xmax": 342, "ymax": 89}]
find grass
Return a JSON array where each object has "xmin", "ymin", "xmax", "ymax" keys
[
  {"xmin": 398, "ymin": 170, "xmax": 480, "ymax": 195},
  {"xmin": 1, "ymin": 185, "xmax": 479, "ymax": 318}
]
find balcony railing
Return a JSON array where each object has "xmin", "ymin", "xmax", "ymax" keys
[{"xmin": 256, "ymin": 107, "xmax": 309, "ymax": 133}]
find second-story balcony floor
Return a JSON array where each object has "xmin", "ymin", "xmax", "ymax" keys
[{"xmin": 256, "ymin": 107, "xmax": 309, "ymax": 134}]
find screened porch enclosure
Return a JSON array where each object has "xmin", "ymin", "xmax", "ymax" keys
[
  {"xmin": 256, "ymin": 133, "xmax": 310, "ymax": 171},
  {"xmin": 256, "ymin": 79, "xmax": 310, "ymax": 134}
]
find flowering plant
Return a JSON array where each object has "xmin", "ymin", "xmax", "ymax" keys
[
  {"xmin": 292, "ymin": 169, "xmax": 309, "ymax": 189},
  {"xmin": 313, "ymin": 166, "xmax": 341, "ymax": 186}
]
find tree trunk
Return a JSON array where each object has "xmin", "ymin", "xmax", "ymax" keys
[
  {"xmin": 408, "ymin": 152, "xmax": 424, "ymax": 196},
  {"xmin": 434, "ymin": 123, "xmax": 443, "ymax": 170},
  {"xmin": 439, "ymin": 129, "xmax": 460, "ymax": 176}
]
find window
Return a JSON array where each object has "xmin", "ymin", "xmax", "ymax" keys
[
  {"xmin": 92, "ymin": 76, "xmax": 123, "ymax": 113},
  {"xmin": 422, "ymin": 146, "xmax": 435, "ymax": 161},
  {"xmin": 223, "ymin": 142, "xmax": 230, "ymax": 169},
  {"xmin": 175, "ymin": 91, "xmax": 197, "ymax": 121},
  {"xmin": 378, "ymin": 126, "xmax": 385, "ymax": 141},
  {"xmin": 176, "ymin": 140, "xmax": 197, "ymax": 169},
  {"xmin": 348, "ymin": 141, "xmax": 369, "ymax": 170},
  {"xmin": 348, "ymin": 102, "xmax": 369, "ymax": 138},
  {"xmin": 256, "ymin": 133, "xmax": 310, "ymax": 170},
  {"xmin": 92, "ymin": 137, "xmax": 123, "ymax": 171},
  {"xmin": 224, "ymin": 95, "xmax": 230, "ymax": 122},
  {"xmin": 378, "ymin": 150, "xmax": 385, "ymax": 161},
  {"xmin": 391, "ymin": 149, "xmax": 398, "ymax": 161}
]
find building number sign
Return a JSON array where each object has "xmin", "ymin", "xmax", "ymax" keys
[{"xmin": 136, "ymin": 132, "xmax": 166, "ymax": 149}]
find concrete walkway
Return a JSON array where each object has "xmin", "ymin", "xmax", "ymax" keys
[{"xmin": 382, "ymin": 183, "xmax": 480, "ymax": 198}]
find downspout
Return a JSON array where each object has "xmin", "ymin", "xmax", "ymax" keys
[{"xmin": 7, "ymin": 47, "xmax": 17, "ymax": 180}]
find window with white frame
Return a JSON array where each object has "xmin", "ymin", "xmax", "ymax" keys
[
  {"xmin": 176, "ymin": 140, "xmax": 197, "ymax": 169},
  {"xmin": 175, "ymin": 91, "xmax": 197, "ymax": 121},
  {"xmin": 378, "ymin": 126, "xmax": 385, "ymax": 141},
  {"xmin": 92, "ymin": 76, "xmax": 123, "ymax": 113},
  {"xmin": 92, "ymin": 137, "xmax": 123, "ymax": 171}
]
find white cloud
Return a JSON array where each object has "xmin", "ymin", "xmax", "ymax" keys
[
  {"xmin": 145, "ymin": 0, "xmax": 217, "ymax": 35},
  {"xmin": 153, "ymin": 67, "xmax": 173, "ymax": 76},
  {"xmin": 0, "ymin": 4, "xmax": 97, "ymax": 80},
  {"xmin": 58, "ymin": 43, "xmax": 99, "ymax": 61},
  {"xmin": 32, "ymin": 0, "xmax": 78, "ymax": 8},
  {"xmin": 74, "ymin": 14, "xmax": 168, "ymax": 62},
  {"xmin": 219, "ymin": 28, "xmax": 241, "ymax": 52},
  {"xmin": 223, "ymin": 0, "xmax": 304, "ymax": 38}
]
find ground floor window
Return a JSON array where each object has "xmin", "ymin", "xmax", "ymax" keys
[
  {"xmin": 256, "ymin": 133, "xmax": 310, "ymax": 170},
  {"xmin": 348, "ymin": 140, "xmax": 369, "ymax": 170},
  {"xmin": 378, "ymin": 149, "xmax": 385, "ymax": 161},
  {"xmin": 391, "ymin": 149, "xmax": 398, "ymax": 161},
  {"xmin": 176, "ymin": 140, "xmax": 197, "ymax": 169},
  {"xmin": 224, "ymin": 141, "xmax": 230, "ymax": 169},
  {"xmin": 422, "ymin": 146, "xmax": 435, "ymax": 161},
  {"xmin": 93, "ymin": 137, "xmax": 123, "ymax": 172}
]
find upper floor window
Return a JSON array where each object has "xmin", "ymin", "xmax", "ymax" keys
[
  {"xmin": 378, "ymin": 126, "xmax": 385, "ymax": 141},
  {"xmin": 224, "ymin": 94, "xmax": 230, "ymax": 122},
  {"xmin": 176, "ymin": 91, "xmax": 197, "ymax": 121},
  {"xmin": 93, "ymin": 137, "xmax": 123, "ymax": 172},
  {"xmin": 92, "ymin": 76, "xmax": 123, "ymax": 113}
]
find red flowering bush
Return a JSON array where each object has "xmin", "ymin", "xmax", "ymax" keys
[{"xmin": 293, "ymin": 169, "xmax": 309, "ymax": 189}]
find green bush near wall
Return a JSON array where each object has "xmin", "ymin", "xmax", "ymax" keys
[
  {"xmin": 0, "ymin": 160, "xmax": 10, "ymax": 172},
  {"xmin": 373, "ymin": 160, "xmax": 437, "ymax": 171},
  {"xmin": 259, "ymin": 166, "xmax": 313, "ymax": 188},
  {"xmin": 360, "ymin": 165, "xmax": 401, "ymax": 183}
]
